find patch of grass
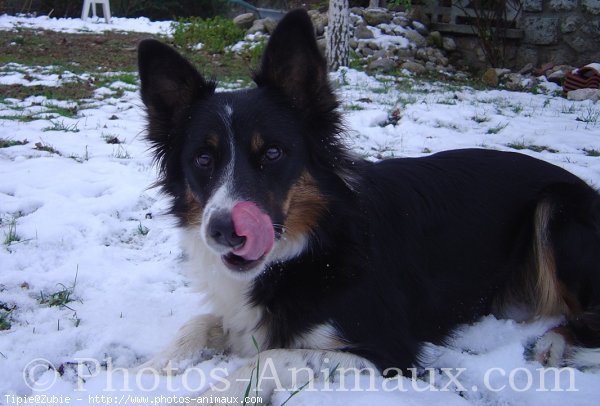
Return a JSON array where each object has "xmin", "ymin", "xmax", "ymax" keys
[
  {"xmin": 583, "ymin": 148, "xmax": 600, "ymax": 157},
  {"xmin": 0, "ymin": 82, "xmax": 95, "ymax": 101},
  {"xmin": 39, "ymin": 271, "xmax": 78, "ymax": 309},
  {"xmin": 511, "ymin": 103, "xmax": 524, "ymax": 114},
  {"xmin": 112, "ymin": 145, "xmax": 131, "ymax": 159},
  {"xmin": 471, "ymin": 114, "xmax": 490, "ymax": 123},
  {"xmin": 34, "ymin": 141, "xmax": 60, "ymax": 154},
  {"xmin": 42, "ymin": 119, "xmax": 79, "ymax": 133},
  {"xmin": 3, "ymin": 219, "xmax": 21, "ymax": 246},
  {"xmin": 95, "ymin": 73, "xmax": 138, "ymax": 89},
  {"xmin": 576, "ymin": 105, "xmax": 600, "ymax": 129},
  {"xmin": 102, "ymin": 134, "xmax": 122, "ymax": 144},
  {"xmin": 0, "ymin": 113, "xmax": 36, "ymax": 122},
  {"xmin": 561, "ymin": 103, "xmax": 577, "ymax": 114},
  {"xmin": 171, "ymin": 16, "xmax": 245, "ymax": 54},
  {"xmin": 486, "ymin": 122, "xmax": 509, "ymax": 134},
  {"xmin": 69, "ymin": 146, "xmax": 90, "ymax": 163},
  {"xmin": 346, "ymin": 104, "xmax": 365, "ymax": 111},
  {"xmin": 507, "ymin": 142, "xmax": 558, "ymax": 153},
  {"xmin": 137, "ymin": 222, "xmax": 149, "ymax": 236},
  {"xmin": 0, "ymin": 138, "xmax": 28, "ymax": 148},
  {"xmin": 44, "ymin": 103, "xmax": 79, "ymax": 118},
  {"xmin": 0, "ymin": 301, "xmax": 16, "ymax": 331}
]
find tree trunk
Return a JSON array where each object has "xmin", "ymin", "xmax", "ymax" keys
[
  {"xmin": 326, "ymin": 0, "xmax": 350, "ymax": 71},
  {"xmin": 369, "ymin": 0, "xmax": 380, "ymax": 8}
]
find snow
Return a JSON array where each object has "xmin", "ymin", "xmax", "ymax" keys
[
  {"xmin": 0, "ymin": 14, "xmax": 172, "ymax": 35},
  {"xmin": 1, "ymin": 14, "xmax": 600, "ymax": 406}
]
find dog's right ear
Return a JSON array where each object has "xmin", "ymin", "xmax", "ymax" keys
[{"xmin": 138, "ymin": 39, "xmax": 215, "ymax": 122}]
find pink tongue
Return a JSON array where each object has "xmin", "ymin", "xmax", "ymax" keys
[{"xmin": 231, "ymin": 202, "xmax": 274, "ymax": 261}]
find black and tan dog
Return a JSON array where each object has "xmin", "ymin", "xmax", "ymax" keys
[{"xmin": 137, "ymin": 9, "xmax": 600, "ymax": 402}]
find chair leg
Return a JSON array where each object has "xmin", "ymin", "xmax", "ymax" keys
[
  {"xmin": 102, "ymin": 1, "xmax": 112, "ymax": 23},
  {"xmin": 81, "ymin": 0, "xmax": 91, "ymax": 20}
]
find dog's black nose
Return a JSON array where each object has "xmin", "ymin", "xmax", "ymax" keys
[{"xmin": 209, "ymin": 212, "xmax": 246, "ymax": 249}]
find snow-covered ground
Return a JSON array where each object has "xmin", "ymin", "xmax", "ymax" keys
[{"xmin": 1, "ymin": 14, "xmax": 600, "ymax": 406}]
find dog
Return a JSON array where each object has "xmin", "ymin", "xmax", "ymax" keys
[{"xmin": 137, "ymin": 9, "xmax": 600, "ymax": 402}]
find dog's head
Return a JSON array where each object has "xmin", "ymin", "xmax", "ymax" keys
[{"xmin": 138, "ymin": 10, "xmax": 352, "ymax": 279}]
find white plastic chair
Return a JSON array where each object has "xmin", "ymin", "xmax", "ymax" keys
[{"xmin": 81, "ymin": 0, "xmax": 112, "ymax": 23}]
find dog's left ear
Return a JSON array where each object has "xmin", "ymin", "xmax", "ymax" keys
[{"xmin": 254, "ymin": 9, "xmax": 337, "ymax": 118}]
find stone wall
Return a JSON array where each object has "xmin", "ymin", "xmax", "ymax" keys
[{"xmin": 517, "ymin": 0, "xmax": 600, "ymax": 68}]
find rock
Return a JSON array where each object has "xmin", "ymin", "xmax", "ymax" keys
[
  {"xmin": 392, "ymin": 16, "xmax": 409, "ymax": 27},
  {"xmin": 404, "ymin": 29, "xmax": 428, "ymax": 48},
  {"xmin": 518, "ymin": 63, "xmax": 534, "ymax": 75},
  {"xmin": 369, "ymin": 58, "xmax": 397, "ymax": 72},
  {"xmin": 233, "ymin": 13, "xmax": 256, "ymax": 30},
  {"xmin": 549, "ymin": 0, "xmax": 577, "ymax": 11},
  {"xmin": 495, "ymin": 68, "xmax": 511, "ymax": 78},
  {"xmin": 308, "ymin": 10, "xmax": 328, "ymax": 36},
  {"xmin": 401, "ymin": 60, "xmax": 426, "ymax": 74},
  {"xmin": 582, "ymin": 0, "xmax": 600, "ymax": 15},
  {"xmin": 522, "ymin": 17, "xmax": 560, "ymax": 45},
  {"xmin": 547, "ymin": 70, "xmax": 565, "ymax": 84},
  {"xmin": 567, "ymin": 88, "xmax": 600, "ymax": 102},
  {"xmin": 361, "ymin": 47, "xmax": 375, "ymax": 57},
  {"xmin": 316, "ymin": 38, "xmax": 327, "ymax": 56},
  {"xmin": 355, "ymin": 24, "xmax": 375, "ymax": 39},
  {"xmin": 367, "ymin": 41, "xmax": 380, "ymax": 50},
  {"xmin": 363, "ymin": 8, "xmax": 392, "ymax": 26},
  {"xmin": 428, "ymin": 31, "xmax": 443, "ymax": 48},
  {"xmin": 247, "ymin": 19, "xmax": 266, "ymax": 34},
  {"xmin": 523, "ymin": 0, "xmax": 543, "ymax": 11},
  {"xmin": 263, "ymin": 18, "xmax": 278, "ymax": 34},
  {"xmin": 349, "ymin": 39, "xmax": 359, "ymax": 49},
  {"xmin": 442, "ymin": 36, "xmax": 457, "ymax": 52},
  {"xmin": 504, "ymin": 73, "xmax": 526, "ymax": 90},
  {"xmin": 482, "ymin": 68, "xmax": 499, "ymax": 87},
  {"xmin": 412, "ymin": 20, "xmax": 429, "ymax": 36}
]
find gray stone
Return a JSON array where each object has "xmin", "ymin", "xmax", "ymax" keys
[
  {"xmin": 309, "ymin": 10, "xmax": 328, "ymax": 36},
  {"xmin": 522, "ymin": 17, "xmax": 560, "ymax": 45},
  {"xmin": 412, "ymin": 20, "xmax": 429, "ymax": 36},
  {"xmin": 367, "ymin": 41, "xmax": 381, "ymax": 50},
  {"xmin": 361, "ymin": 47, "xmax": 375, "ymax": 57},
  {"xmin": 349, "ymin": 39, "xmax": 359, "ymax": 49},
  {"xmin": 363, "ymin": 8, "xmax": 392, "ymax": 26},
  {"xmin": 583, "ymin": 0, "xmax": 600, "ymax": 15},
  {"xmin": 355, "ymin": 24, "xmax": 375, "ymax": 39},
  {"xmin": 505, "ymin": 73, "xmax": 527, "ymax": 90},
  {"xmin": 547, "ymin": 70, "xmax": 566, "ymax": 82},
  {"xmin": 561, "ymin": 15, "xmax": 582, "ymax": 34},
  {"xmin": 233, "ymin": 13, "xmax": 256, "ymax": 30},
  {"xmin": 395, "ymin": 48, "xmax": 415, "ymax": 58},
  {"xmin": 404, "ymin": 29, "xmax": 428, "ymax": 47},
  {"xmin": 442, "ymin": 36, "xmax": 457, "ymax": 52},
  {"xmin": 428, "ymin": 31, "xmax": 443, "ymax": 48},
  {"xmin": 401, "ymin": 60, "xmax": 426, "ymax": 74},
  {"xmin": 369, "ymin": 58, "xmax": 397, "ymax": 72},
  {"xmin": 247, "ymin": 19, "xmax": 266, "ymax": 35},
  {"xmin": 392, "ymin": 16, "xmax": 409, "ymax": 27},
  {"xmin": 516, "ymin": 46, "xmax": 539, "ymax": 68},
  {"xmin": 564, "ymin": 31, "xmax": 598, "ymax": 52},
  {"xmin": 263, "ymin": 18, "xmax": 278, "ymax": 34},
  {"xmin": 567, "ymin": 88, "xmax": 600, "ymax": 102},
  {"xmin": 549, "ymin": 0, "xmax": 577, "ymax": 11},
  {"xmin": 518, "ymin": 63, "xmax": 534, "ymax": 74},
  {"xmin": 482, "ymin": 68, "xmax": 499, "ymax": 87},
  {"xmin": 523, "ymin": 0, "xmax": 543, "ymax": 12}
]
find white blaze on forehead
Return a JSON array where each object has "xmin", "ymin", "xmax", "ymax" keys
[{"xmin": 200, "ymin": 103, "xmax": 238, "ymax": 250}]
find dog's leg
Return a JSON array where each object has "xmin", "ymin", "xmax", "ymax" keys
[
  {"xmin": 196, "ymin": 349, "xmax": 376, "ymax": 405},
  {"xmin": 136, "ymin": 314, "xmax": 225, "ymax": 374}
]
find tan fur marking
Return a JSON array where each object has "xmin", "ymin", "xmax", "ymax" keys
[
  {"xmin": 185, "ymin": 186, "xmax": 203, "ymax": 226},
  {"xmin": 206, "ymin": 133, "xmax": 219, "ymax": 149},
  {"xmin": 283, "ymin": 172, "xmax": 328, "ymax": 238},
  {"xmin": 533, "ymin": 200, "xmax": 569, "ymax": 317},
  {"xmin": 250, "ymin": 132, "xmax": 264, "ymax": 154}
]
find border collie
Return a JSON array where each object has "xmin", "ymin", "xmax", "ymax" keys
[{"xmin": 137, "ymin": 9, "xmax": 600, "ymax": 401}]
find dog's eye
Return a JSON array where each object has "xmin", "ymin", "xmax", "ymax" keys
[
  {"xmin": 264, "ymin": 146, "xmax": 283, "ymax": 162},
  {"xmin": 194, "ymin": 152, "xmax": 213, "ymax": 169}
]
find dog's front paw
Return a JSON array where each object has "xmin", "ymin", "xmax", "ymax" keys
[{"xmin": 134, "ymin": 314, "xmax": 225, "ymax": 375}]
